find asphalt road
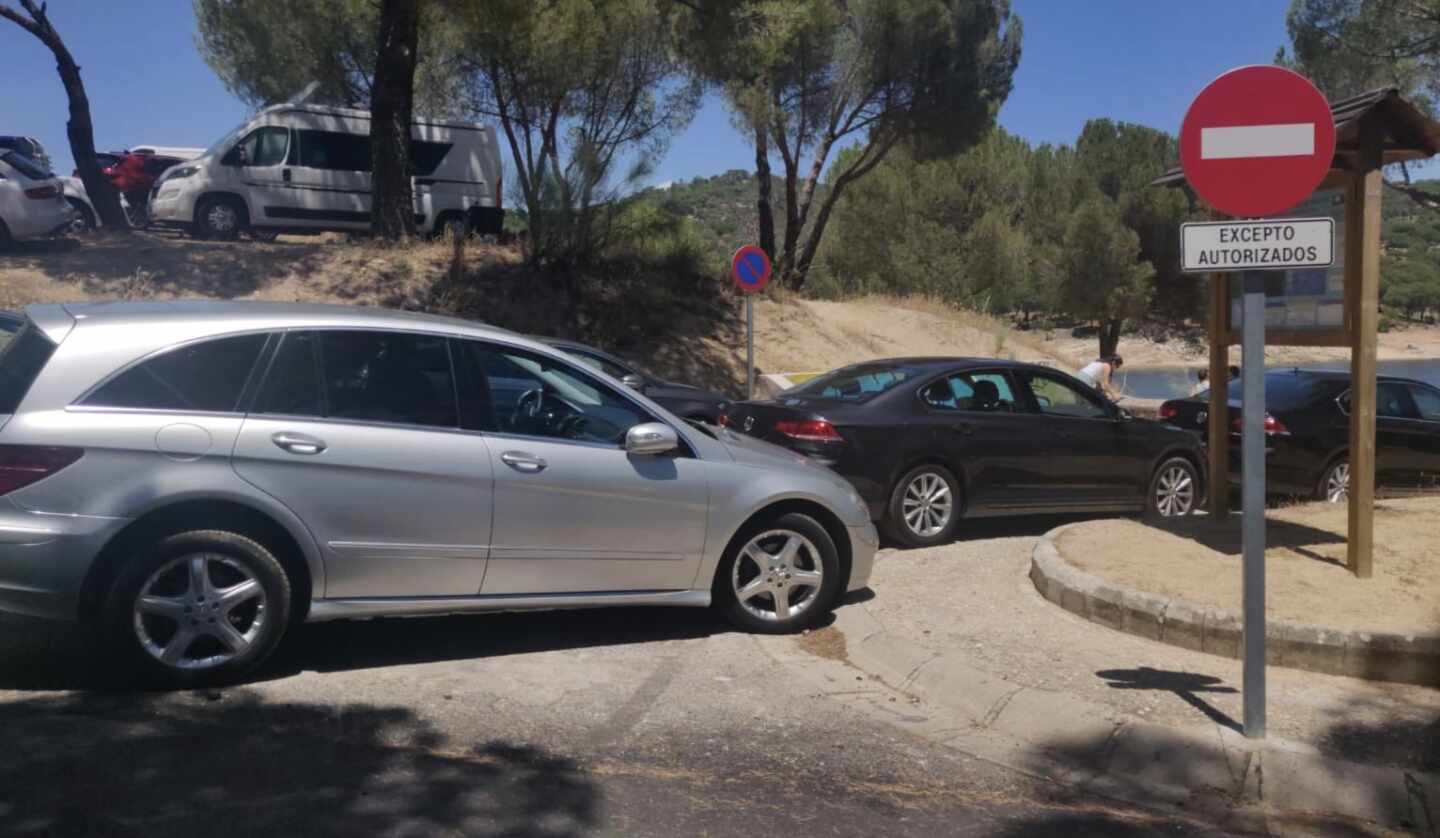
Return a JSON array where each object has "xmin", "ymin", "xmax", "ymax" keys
[{"xmin": 1, "ymin": 597, "xmax": 1236, "ymax": 836}]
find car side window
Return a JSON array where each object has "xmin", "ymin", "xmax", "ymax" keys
[
  {"xmin": 82, "ymin": 333, "xmax": 267, "ymax": 413},
  {"xmin": 1377, "ymin": 381, "xmax": 1420, "ymax": 420},
  {"xmin": 255, "ymin": 332, "xmax": 322, "ymax": 416},
  {"xmin": 456, "ymin": 341, "xmax": 652, "ymax": 446},
  {"xmin": 920, "ymin": 371, "xmax": 1018, "ymax": 413},
  {"xmin": 297, "ymin": 129, "xmax": 371, "ymax": 172},
  {"xmin": 1409, "ymin": 384, "xmax": 1440, "ymax": 421},
  {"xmin": 319, "ymin": 331, "xmax": 457, "ymax": 427},
  {"xmin": 227, "ymin": 127, "xmax": 289, "ymax": 167},
  {"xmin": 1025, "ymin": 373, "xmax": 1110, "ymax": 419}
]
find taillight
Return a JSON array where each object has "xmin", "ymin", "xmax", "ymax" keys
[
  {"xmin": 24, "ymin": 185, "xmax": 59, "ymax": 200},
  {"xmin": 774, "ymin": 419, "xmax": 843, "ymax": 443},
  {"xmin": 1231, "ymin": 414, "xmax": 1289, "ymax": 435},
  {"xmin": 1159, "ymin": 403, "xmax": 1178, "ymax": 421},
  {"xmin": 0, "ymin": 446, "xmax": 83, "ymax": 495}
]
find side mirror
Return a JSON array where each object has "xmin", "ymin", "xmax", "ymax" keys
[
  {"xmin": 625, "ymin": 422, "xmax": 678, "ymax": 455},
  {"xmin": 621, "ymin": 373, "xmax": 645, "ymax": 391}
]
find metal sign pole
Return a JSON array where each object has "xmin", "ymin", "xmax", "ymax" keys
[
  {"xmin": 746, "ymin": 295, "xmax": 755, "ymax": 400},
  {"xmin": 1241, "ymin": 270, "xmax": 1267, "ymax": 739}
]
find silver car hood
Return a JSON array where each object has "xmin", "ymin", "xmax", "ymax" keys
[{"xmin": 712, "ymin": 426, "xmax": 819, "ymax": 470}]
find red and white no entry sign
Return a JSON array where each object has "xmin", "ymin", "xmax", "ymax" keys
[{"xmin": 1180, "ymin": 65, "xmax": 1336, "ymax": 218}]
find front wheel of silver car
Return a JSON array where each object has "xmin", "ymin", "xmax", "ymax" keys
[
  {"xmin": 716, "ymin": 512, "xmax": 841, "ymax": 634},
  {"xmin": 104, "ymin": 530, "xmax": 291, "ymax": 686}
]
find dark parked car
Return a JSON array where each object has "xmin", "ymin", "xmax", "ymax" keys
[
  {"xmin": 542, "ymin": 338, "xmax": 730, "ymax": 424},
  {"xmin": 722, "ymin": 358, "xmax": 1207, "ymax": 547},
  {"xmin": 1159, "ymin": 369, "xmax": 1440, "ymax": 502}
]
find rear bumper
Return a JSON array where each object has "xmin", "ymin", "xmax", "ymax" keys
[
  {"xmin": 846, "ymin": 522, "xmax": 878, "ymax": 591},
  {"xmin": 0, "ymin": 502, "xmax": 128, "ymax": 621}
]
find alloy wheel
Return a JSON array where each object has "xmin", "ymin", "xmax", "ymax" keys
[
  {"xmin": 1154, "ymin": 464, "xmax": 1196, "ymax": 517},
  {"xmin": 132, "ymin": 554, "xmax": 267, "ymax": 671},
  {"xmin": 731, "ymin": 529, "xmax": 824, "ymax": 622},
  {"xmin": 1325, "ymin": 461, "xmax": 1350, "ymax": 503},
  {"xmin": 206, "ymin": 203, "xmax": 239, "ymax": 234},
  {"xmin": 902, "ymin": 472, "xmax": 953, "ymax": 537}
]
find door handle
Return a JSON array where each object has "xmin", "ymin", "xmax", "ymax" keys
[
  {"xmin": 271, "ymin": 431, "xmax": 326, "ymax": 455},
  {"xmin": 282, "ymin": 168, "xmax": 292, "ymax": 183},
  {"xmin": 500, "ymin": 451, "xmax": 547, "ymax": 472}
]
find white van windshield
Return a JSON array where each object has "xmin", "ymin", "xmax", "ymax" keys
[{"xmin": 204, "ymin": 122, "xmax": 250, "ymax": 158}]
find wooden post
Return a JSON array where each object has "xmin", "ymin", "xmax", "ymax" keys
[
  {"xmin": 1207, "ymin": 273, "xmax": 1230, "ymax": 520},
  {"xmin": 1347, "ymin": 115, "xmax": 1382, "ymax": 578}
]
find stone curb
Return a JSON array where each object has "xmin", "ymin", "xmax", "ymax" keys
[{"xmin": 1030, "ymin": 525, "xmax": 1440, "ymax": 687}]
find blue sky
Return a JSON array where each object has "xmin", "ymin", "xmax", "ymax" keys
[{"xmin": 1, "ymin": 1, "xmax": 1291, "ymax": 190}]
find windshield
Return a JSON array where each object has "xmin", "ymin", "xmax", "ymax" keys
[
  {"xmin": 0, "ymin": 151, "xmax": 53, "ymax": 180},
  {"xmin": 790, "ymin": 363, "xmax": 927, "ymax": 403},
  {"xmin": 204, "ymin": 121, "xmax": 250, "ymax": 158}
]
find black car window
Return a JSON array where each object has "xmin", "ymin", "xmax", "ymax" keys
[
  {"xmin": 256, "ymin": 332, "xmax": 322, "ymax": 416},
  {"xmin": 921, "ymin": 371, "xmax": 1018, "ymax": 413},
  {"xmin": 319, "ymin": 331, "xmax": 457, "ymax": 428},
  {"xmin": 83, "ymin": 333, "xmax": 266, "ymax": 413},
  {"xmin": 1024, "ymin": 373, "xmax": 1110, "ymax": 419},
  {"xmin": 565, "ymin": 349, "xmax": 633, "ymax": 382},
  {"xmin": 792, "ymin": 363, "xmax": 926, "ymax": 403},
  {"xmin": 1409, "ymin": 384, "xmax": 1440, "ymax": 421},
  {"xmin": 457, "ymin": 341, "xmax": 650, "ymax": 446},
  {"xmin": 0, "ymin": 323, "xmax": 56, "ymax": 414},
  {"xmin": 411, "ymin": 140, "xmax": 453, "ymax": 176},
  {"xmin": 1377, "ymin": 382, "xmax": 1420, "ymax": 420}
]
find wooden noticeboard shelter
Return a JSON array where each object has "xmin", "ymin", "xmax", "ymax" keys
[{"xmin": 1154, "ymin": 87, "xmax": 1440, "ymax": 577}]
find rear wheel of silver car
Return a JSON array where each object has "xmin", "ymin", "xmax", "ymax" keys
[
  {"xmin": 1147, "ymin": 457, "xmax": 1199, "ymax": 519},
  {"xmin": 103, "ymin": 530, "xmax": 291, "ymax": 686},
  {"xmin": 885, "ymin": 464, "xmax": 961, "ymax": 548},
  {"xmin": 194, "ymin": 196, "xmax": 245, "ymax": 241},
  {"xmin": 1318, "ymin": 458, "xmax": 1349, "ymax": 504},
  {"xmin": 716, "ymin": 512, "xmax": 841, "ymax": 634}
]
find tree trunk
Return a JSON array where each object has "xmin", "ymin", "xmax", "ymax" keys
[
  {"xmin": 753, "ymin": 125, "xmax": 775, "ymax": 262},
  {"xmin": 369, "ymin": 0, "xmax": 420, "ymax": 240},
  {"xmin": 1098, "ymin": 319, "xmax": 1122, "ymax": 358},
  {"xmin": 0, "ymin": 2, "xmax": 128, "ymax": 230}
]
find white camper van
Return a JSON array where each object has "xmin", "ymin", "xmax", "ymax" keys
[{"xmin": 149, "ymin": 103, "xmax": 504, "ymax": 239}]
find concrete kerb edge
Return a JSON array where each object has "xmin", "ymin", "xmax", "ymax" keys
[{"xmin": 1029, "ymin": 526, "xmax": 1440, "ymax": 688}]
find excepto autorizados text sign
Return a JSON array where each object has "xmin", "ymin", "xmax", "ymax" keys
[{"xmin": 1179, "ymin": 217, "xmax": 1334, "ymax": 273}]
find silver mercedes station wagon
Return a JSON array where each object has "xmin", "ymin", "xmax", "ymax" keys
[{"xmin": 0, "ymin": 302, "xmax": 876, "ymax": 683}]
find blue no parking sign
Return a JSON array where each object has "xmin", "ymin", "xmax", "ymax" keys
[{"xmin": 731, "ymin": 245, "xmax": 771, "ymax": 293}]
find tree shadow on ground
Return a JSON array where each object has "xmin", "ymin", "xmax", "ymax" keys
[
  {"xmin": 0, "ymin": 606, "xmax": 728, "ymax": 692},
  {"xmin": 1, "ymin": 232, "xmax": 331, "ymax": 300},
  {"xmin": 1140, "ymin": 514, "xmax": 1347, "ymax": 565},
  {"xmin": 0, "ymin": 689, "xmax": 598, "ymax": 837}
]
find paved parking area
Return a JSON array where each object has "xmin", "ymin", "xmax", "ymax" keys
[{"xmin": 0, "ymin": 599, "xmax": 1234, "ymax": 836}]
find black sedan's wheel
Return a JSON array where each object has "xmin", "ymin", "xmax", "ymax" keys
[
  {"xmin": 716, "ymin": 512, "xmax": 841, "ymax": 634},
  {"xmin": 885, "ymin": 464, "xmax": 961, "ymax": 548},
  {"xmin": 1147, "ymin": 457, "xmax": 1199, "ymax": 518},
  {"xmin": 1317, "ymin": 458, "xmax": 1349, "ymax": 503},
  {"xmin": 102, "ymin": 529, "xmax": 291, "ymax": 686}
]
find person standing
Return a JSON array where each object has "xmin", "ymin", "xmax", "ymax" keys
[{"xmin": 1077, "ymin": 354, "xmax": 1124, "ymax": 401}]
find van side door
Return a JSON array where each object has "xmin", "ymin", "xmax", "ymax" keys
[
  {"xmin": 284, "ymin": 128, "xmax": 372, "ymax": 230},
  {"xmin": 222, "ymin": 126, "xmax": 295, "ymax": 225}
]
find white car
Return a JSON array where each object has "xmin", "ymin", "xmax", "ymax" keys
[{"xmin": 0, "ymin": 152, "xmax": 74, "ymax": 246}]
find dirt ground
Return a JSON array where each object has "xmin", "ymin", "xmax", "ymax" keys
[{"xmin": 1058, "ymin": 498, "xmax": 1440, "ymax": 635}]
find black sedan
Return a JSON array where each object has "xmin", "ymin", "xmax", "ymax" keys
[
  {"xmin": 722, "ymin": 358, "xmax": 1207, "ymax": 547},
  {"xmin": 541, "ymin": 338, "xmax": 730, "ymax": 424},
  {"xmin": 1159, "ymin": 369, "xmax": 1440, "ymax": 501}
]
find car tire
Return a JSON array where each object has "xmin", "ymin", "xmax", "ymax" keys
[
  {"xmin": 194, "ymin": 196, "xmax": 246, "ymax": 241},
  {"xmin": 1316, "ymin": 457, "xmax": 1349, "ymax": 504},
  {"xmin": 1146, "ymin": 456, "xmax": 1200, "ymax": 519},
  {"xmin": 101, "ymin": 529, "xmax": 291, "ymax": 687},
  {"xmin": 66, "ymin": 198, "xmax": 96, "ymax": 233},
  {"xmin": 884, "ymin": 464, "xmax": 962, "ymax": 548},
  {"xmin": 715, "ymin": 511, "xmax": 842, "ymax": 634}
]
